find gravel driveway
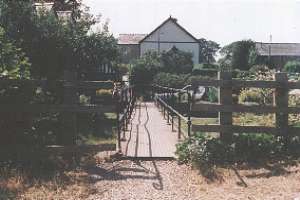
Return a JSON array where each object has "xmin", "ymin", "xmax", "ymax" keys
[{"xmin": 86, "ymin": 160, "xmax": 203, "ymax": 200}]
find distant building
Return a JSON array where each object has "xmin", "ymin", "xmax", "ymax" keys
[
  {"xmin": 33, "ymin": 0, "xmax": 74, "ymax": 22},
  {"xmin": 255, "ymin": 42, "xmax": 300, "ymax": 69},
  {"xmin": 118, "ymin": 34, "xmax": 147, "ymax": 64},
  {"xmin": 118, "ymin": 16, "xmax": 200, "ymax": 64}
]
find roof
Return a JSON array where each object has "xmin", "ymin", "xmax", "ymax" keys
[
  {"xmin": 139, "ymin": 16, "xmax": 199, "ymax": 43},
  {"xmin": 256, "ymin": 42, "xmax": 300, "ymax": 56},
  {"xmin": 118, "ymin": 34, "xmax": 147, "ymax": 45}
]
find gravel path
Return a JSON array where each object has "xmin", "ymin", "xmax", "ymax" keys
[
  {"xmin": 86, "ymin": 160, "xmax": 203, "ymax": 200},
  {"xmin": 84, "ymin": 159, "xmax": 300, "ymax": 200}
]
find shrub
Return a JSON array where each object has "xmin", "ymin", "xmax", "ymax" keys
[
  {"xmin": 186, "ymin": 75, "xmax": 213, "ymax": 87},
  {"xmin": 153, "ymin": 72, "xmax": 188, "ymax": 88},
  {"xmin": 239, "ymin": 88, "xmax": 273, "ymax": 105},
  {"xmin": 207, "ymin": 87, "xmax": 218, "ymax": 103},
  {"xmin": 283, "ymin": 61, "xmax": 300, "ymax": 73},
  {"xmin": 176, "ymin": 133, "xmax": 300, "ymax": 167}
]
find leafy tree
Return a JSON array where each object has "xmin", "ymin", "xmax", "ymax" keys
[
  {"xmin": 0, "ymin": 0, "xmax": 118, "ymax": 80},
  {"xmin": 160, "ymin": 46, "xmax": 193, "ymax": 74},
  {"xmin": 198, "ymin": 38, "xmax": 220, "ymax": 64},
  {"xmin": 130, "ymin": 52, "xmax": 162, "ymax": 85},
  {"xmin": 130, "ymin": 48, "xmax": 194, "ymax": 85},
  {"xmin": 219, "ymin": 40, "xmax": 256, "ymax": 71},
  {"xmin": 0, "ymin": 27, "xmax": 30, "ymax": 78}
]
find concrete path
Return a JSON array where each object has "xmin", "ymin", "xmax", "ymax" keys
[{"xmin": 121, "ymin": 101, "xmax": 178, "ymax": 158}]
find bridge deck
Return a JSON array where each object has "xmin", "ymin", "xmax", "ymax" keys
[{"xmin": 121, "ymin": 101, "xmax": 178, "ymax": 158}]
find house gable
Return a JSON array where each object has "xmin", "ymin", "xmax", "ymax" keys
[{"xmin": 140, "ymin": 17, "xmax": 198, "ymax": 44}]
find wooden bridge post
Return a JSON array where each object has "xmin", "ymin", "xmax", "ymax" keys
[
  {"xmin": 187, "ymin": 87, "xmax": 192, "ymax": 137},
  {"xmin": 219, "ymin": 71, "xmax": 233, "ymax": 142},
  {"xmin": 178, "ymin": 92, "xmax": 182, "ymax": 139},
  {"xmin": 61, "ymin": 70, "xmax": 77, "ymax": 145},
  {"xmin": 115, "ymin": 87, "xmax": 122, "ymax": 152},
  {"xmin": 178, "ymin": 117, "xmax": 181, "ymax": 139},
  {"xmin": 274, "ymin": 72, "xmax": 289, "ymax": 145}
]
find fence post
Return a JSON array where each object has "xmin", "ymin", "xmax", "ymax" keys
[
  {"xmin": 178, "ymin": 92, "xmax": 182, "ymax": 139},
  {"xmin": 115, "ymin": 88, "xmax": 122, "ymax": 152},
  {"xmin": 219, "ymin": 71, "xmax": 233, "ymax": 142},
  {"xmin": 274, "ymin": 72, "xmax": 289, "ymax": 146},
  {"xmin": 178, "ymin": 116, "xmax": 181, "ymax": 139},
  {"xmin": 187, "ymin": 88, "xmax": 192, "ymax": 137},
  {"xmin": 61, "ymin": 70, "xmax": 77, "ymax": 145}
]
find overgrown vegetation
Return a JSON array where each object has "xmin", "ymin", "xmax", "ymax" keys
[
  {"xmin": 0, "ymin": 0, "xmax": 118, "ymax": 146},
  {"xmin": 176, "ymin": 132, "xmax": 300, "ymax": 168}
]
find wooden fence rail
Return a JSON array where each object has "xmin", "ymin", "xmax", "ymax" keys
[
  {"xmin": 0, "ymin": 71, "xmax": 135, "ymax": 150},
  {"xmin": 153, "ymin": 71, "xmax": 300, "ymax": 143}
]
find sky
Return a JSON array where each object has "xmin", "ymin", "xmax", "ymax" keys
[{"xmin": 83, "ymin": 0, "xmax": 300, "ymax": 47}]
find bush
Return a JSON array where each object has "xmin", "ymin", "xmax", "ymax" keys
[
  {"xmin": 130, "ymin": 48, "xmax": 194, "ymax": 85},
  {"xmin": 207, "ymin": 87, "xmax": 218, "ymax": 103},
  {"xmin": 153, "ymin": 72, "xmax": 188, "ymax": 88},
  {"xmin": 239, "ymin": 88, "xmax": 273, "ymax": 105},
  {"xmin": 176, "ymin": 133, "xmax": 300, "ymax": 167},
  {"xmin": 283, "ymin": 61, "xmax": 300, "ymax": 73}
]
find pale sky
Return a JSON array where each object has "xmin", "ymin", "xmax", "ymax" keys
[{"xmin": 83, "ymin": 0, "xmax": 300, "ymax": 46}]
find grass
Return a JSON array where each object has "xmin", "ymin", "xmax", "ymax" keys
[
  {"xmin": 0, "ymin": 149, "xmax": 98, "ymax": 200},
  {"xmin": 0, "ymin": 112, "xmax": 117, "ymax": 199}
]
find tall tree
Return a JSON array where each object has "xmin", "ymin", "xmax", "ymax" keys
[
  {"xmin": 219, "ymin": 40, "xmax": 256, "ymax": 71},
  {"xmin": 198, "ymin": 38, "xmax": 220, "ymax": 64}
]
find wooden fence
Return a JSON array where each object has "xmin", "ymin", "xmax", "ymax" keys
[
  {"xmin": 153, "ymin": 72, "xmax": 300, "ymax": 142},
  {"xmin": 0, "ymin": 70, "xmax": 135, "ymax": 151}
]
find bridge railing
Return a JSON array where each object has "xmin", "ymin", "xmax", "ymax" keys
[
  {"xmin": 152, "ymin": 71, "xmax": 300, "ymax": 144},
  {"xmin": 152, "ymin": 84, "xmax": 192, "ymax": 139},
  {"xmin": 115, "ymin": 84, "xmax": 136, "ymax": 150}
]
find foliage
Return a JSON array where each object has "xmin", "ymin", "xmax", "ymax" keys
[
  {"xmin": 192, "ymin": 63, "xmax": 219, "ymax": 77},
  {"xmin": 238, "ymin": 88, "xmax": 272, "ymax": 105},
  {"xmin": 130, "ymin": 48, "xmax": 193, "ymax": 85},
  {"xmin": 219, "ymin": 40, "xmax": 256, "ymax": 71},
  {"xmin": 186, "ymin": 75, "xmax": 213, "ymax": 87},
  {"xmin": 198, "ymin": 38, "xmax": 220, "ymax": 64},
  {"xmin": 0, "ymin": 27, "xmax": 31, "ymax": 78},
  {"xmin": 0, "ymin": 0, "xmax": 118, "ymax": 80},
  {"xmin": 207, "ymin": 87, "xmax": 218, "ymax": 103},
  {"xmin": 176, "ymin": 132, "xmax": 300, "ymax": 167},
  {"xmin": 153, "ymin": 72, "xmax": 188, "ymax": 88},
  {"xmin": 283, "ymin": 61, "xmax": 300, "ymax": 73},
  {"xmin": 160, "ymin": 46, "xmax": 193, "ymax": 74},
  {"xmin": 130, "ymin": 51, "xmax": 162, "ymax": 85}
]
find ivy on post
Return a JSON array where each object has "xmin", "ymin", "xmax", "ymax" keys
[
  {"xmin": 61, "ymin": 70, "xmax": 77, "ymax": 145},
  {"xmin": 274, "ymin": 72, "xmax": 289, "ymax": 148},
  {"xmin": 218, "ymin": 71, "xmax": 233, "ymax": 143}
]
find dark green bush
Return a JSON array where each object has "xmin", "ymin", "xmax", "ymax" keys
[
  {"xmin": 207, "ymin": 87, "xmax": 218, "ymax": 103},
  {"xmin": 283, "ymin": 61, "xmax": 300, "ymax": 73},
  {"xmin": 153, "ymin": 72, "xmax": 188, "ymax": 88},
  {"xmin": 176, "ymin": 133, "xmax": 300, "ymax": 167}
]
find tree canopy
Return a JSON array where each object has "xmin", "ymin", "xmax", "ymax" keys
[
  {"xmin": 0, "ymin": 0, "xmax": 118, "ymax": 80},
  {"xmin": 219, "ymin": 40, "xmax": 256, "ymax": 71},
  {"xmin": 130, "ymin": 47, "xmax": 193, "ymax": 85},
  {"xmin": 198, "ymin": 38, "xmax": 220, "ymax": 64}
]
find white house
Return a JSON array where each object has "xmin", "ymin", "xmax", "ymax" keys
[{"xmin": 118, "ymin": 16, "xmax": 200, "ymax": 64}]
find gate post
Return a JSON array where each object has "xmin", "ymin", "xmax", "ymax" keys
[
  {"xmin": 274, "ymin": 73, "xmax": 289, "ymax": 146},
  {"xmin": 219, "ymin": 71, "xmax": 233, "ymax": 143},
  {"xmin": 61, "ymin": 70, "xmax": 77, "ymax": 145}
]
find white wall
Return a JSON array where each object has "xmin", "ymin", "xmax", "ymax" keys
[
  {"xmin": 140, "ymin": 20, "xmax": 199, "ymax": 63},
  {"xmin": 140, "ymin": 42, "xmax": 199, "ymax": 63}
]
